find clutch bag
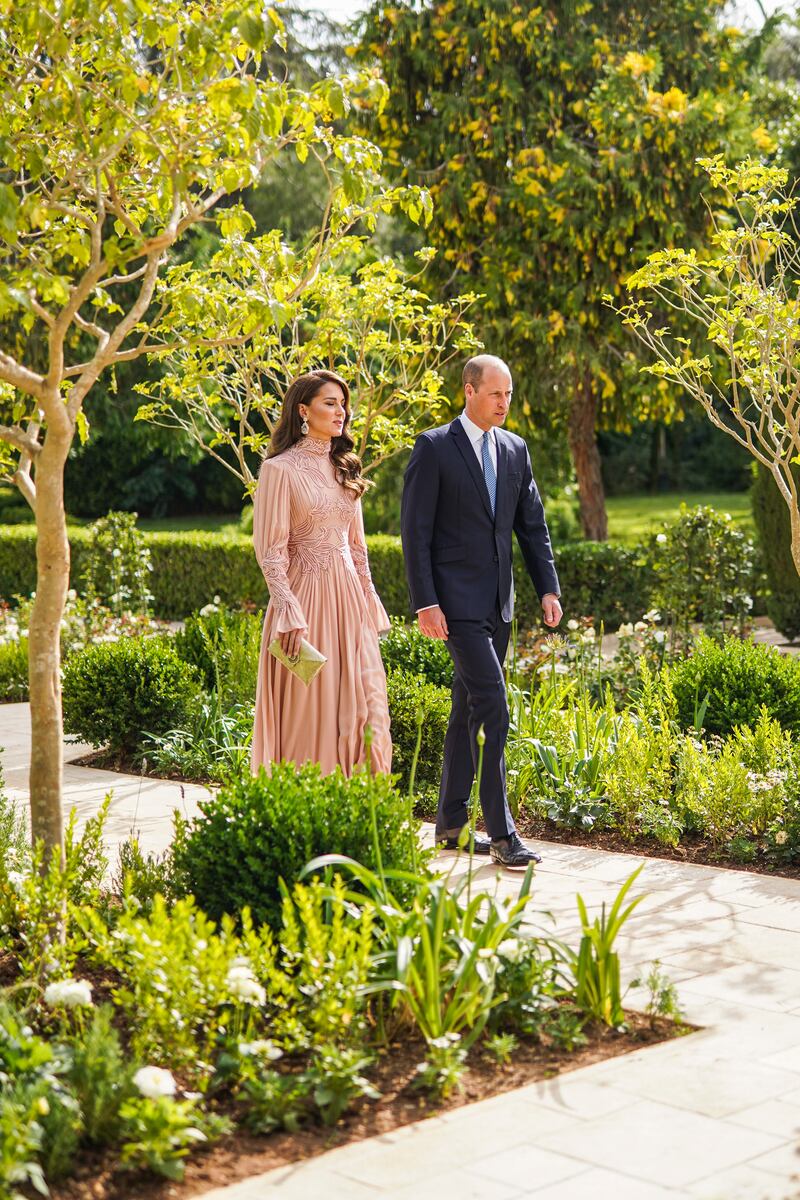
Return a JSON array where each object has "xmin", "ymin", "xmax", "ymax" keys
[{"xmin": 268, "ymin": 637, "xmax": 327, "ymax": 686}]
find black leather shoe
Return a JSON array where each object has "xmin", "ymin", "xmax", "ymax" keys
[
  {"xmin": 437, "ymin": 832, "xmax": 492, "ymax": 855},
  {"xmin": 490, "ymin": 833, "xmax": 542, "ymax": 868}
]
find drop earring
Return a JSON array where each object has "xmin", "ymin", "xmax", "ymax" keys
[{"xmin": 300, "ymin": 414, "xmax": 309, "ymax": 436}]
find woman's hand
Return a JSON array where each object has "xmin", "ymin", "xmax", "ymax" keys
[{"xmin": 279, "ymin": 626, "xmax": 307, "ymax": 659}]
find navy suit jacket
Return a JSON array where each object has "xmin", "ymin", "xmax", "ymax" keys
[{"xmin": 400, "ymin": 419, "xmax": 560, "ymax": 623}]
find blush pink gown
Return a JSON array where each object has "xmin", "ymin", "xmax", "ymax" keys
[{"xmin": 251, "ymin": 436, "xmax": 392, "ymax": 777}]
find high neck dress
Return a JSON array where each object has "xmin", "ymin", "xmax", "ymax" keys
[{"xmin": 251, "ymin": 436, "xmax": 392, "ymax": 777}]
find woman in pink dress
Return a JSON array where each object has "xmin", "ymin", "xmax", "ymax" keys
[{"xmin": 251, "ymin": 369, "xmax": 392, "ymax": 776}]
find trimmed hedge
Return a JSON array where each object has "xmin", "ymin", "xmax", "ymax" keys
[{"xmin": 2, "ymin": 524, "xmax": 655, "ymax": 627}]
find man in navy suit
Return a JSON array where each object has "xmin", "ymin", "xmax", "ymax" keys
[{"xmin": 401, "ymin": 354, "xmax": 562, "ymax": 867}]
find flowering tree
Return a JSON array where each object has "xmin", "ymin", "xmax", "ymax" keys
[
  {"xmin": 618, "ymin": 158, "xmax": 800, "ymax": 575},
  {"xmin": 0, "ymin": 0, "xmax": 428, "ymax": 854}
]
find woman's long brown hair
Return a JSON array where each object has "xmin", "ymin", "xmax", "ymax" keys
[{"xmin": 268, "ymin": 369, "xmax": 369, "ymax": 498}]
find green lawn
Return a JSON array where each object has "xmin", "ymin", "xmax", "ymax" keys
[{"xmin": 605, "ymin": 491, "xmax": 753, "ymax": 544}]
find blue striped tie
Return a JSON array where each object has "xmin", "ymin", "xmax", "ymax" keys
[{"xmin": 481, "ymin": 430, "xmax": 496, "ymax": 517}]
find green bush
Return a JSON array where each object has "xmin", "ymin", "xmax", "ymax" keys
[
  {"xmin": 380, "ymin": 618, "xmax": 453, "ymax": 687},
  {"xmin": 173, "ymin": 608, "xmax": 262, "ymax": 704},
  {"xmin": 672, "ymin": 635, "xmax": 800, "ymax": 737},
  {"xmin": 0, "ymin": 637, "xmax": 28, "ymax": 702},
  {"xmin": 171, "ymin": 762, "xmax": 421, "ymax": 929},
  {"xmin": 386, "ymin": 669, "xmax": 451, "ymax": 814},
  {"xmin": 62, "ymin": 636, "xmax": 201, "ymax": 759},
  {"xmin": 650, "ymin": 505, "xmax": 755, "ymax": 637},
  {"xmin": 752, "ymin": 464, "xmax": 800, "ymax": 640}
]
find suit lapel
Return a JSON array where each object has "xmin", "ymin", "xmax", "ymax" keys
[{"xmin": 450, "ymin": 419, "xmax": 494, "ymax": 521}]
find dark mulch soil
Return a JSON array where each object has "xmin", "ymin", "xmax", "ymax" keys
[
  {"xmin": 51, "ymin": 1012, "xmax": 685, "ymax": 1200},
  {"xmin": 515, "ymin": 815, "xmax": 800, "ymax": 881}
]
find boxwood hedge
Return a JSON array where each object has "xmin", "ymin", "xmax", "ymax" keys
[{"xmin": 1, "ymin": 523, "xmax": 655, "ymax": 629}]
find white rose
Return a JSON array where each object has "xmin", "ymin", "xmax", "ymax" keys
[
  {"xmin": 133, "ymin": 1066, "xmax": 177, "ymax": 1099},
  {"xmin": 43, "ymin": 978, "xmax": 93, "ymax": 1009}
]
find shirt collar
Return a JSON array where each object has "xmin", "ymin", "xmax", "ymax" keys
[{"xmin": 460, "ymin": 410, "xmax": 493, "ymax": 446}]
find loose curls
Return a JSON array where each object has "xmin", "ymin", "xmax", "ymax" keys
[{"xmin": 268, "ymin": 369, "xmax": 369, "ymax": 498}]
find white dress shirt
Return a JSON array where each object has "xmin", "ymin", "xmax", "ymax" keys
[
  {"xmin": 417, "ymin": 413, "xmax": 497, "ymax": 613},
  {"xmin": 460, "ymin": 411, "xmax": 497, "ymax": 473}
]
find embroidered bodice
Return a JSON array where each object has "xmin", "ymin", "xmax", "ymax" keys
[{"xmin": 252, "ymin": 437, "xmax": 386, "ymax": 634}]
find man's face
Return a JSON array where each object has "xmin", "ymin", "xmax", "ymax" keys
[{"xmin": 465, "ymin": 364, "xmax": 513, "ymax": 430}]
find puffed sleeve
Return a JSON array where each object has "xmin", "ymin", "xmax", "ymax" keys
[
  {"xmin": 252, "ymin": 460, "xmax": 307, "ymax": 634},
  {"xmin": 349, "ymin": 497, "xmax": 390, "ymax": 634}
]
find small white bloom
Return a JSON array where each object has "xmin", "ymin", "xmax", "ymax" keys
[
  {"xmin": 498, "ymin": 938, "xmax": 526, "ymax": 962},
  {"xmin": 133, "ymin": 1066, "xmax": 177, "ymax": 1099},
  {"xmin": 653, "ymin": 631, "xmax": 666, "ymax": 644},
  {"xmin": 617, "ymin": 623, "xmax": 634, "ymax": 638},
  {"xmin": 643, "ymin": 609, "xmax": 661, "ymax": 624},
  {"xmin": 581, "ymin": 629, "xmax": 596, "ymax": 644},
  {"xmin": 239, "ymin": 1040, "xmax": 283, "ymax": 1061},
  {"xmin": 775, "ymin": 831, "xmax": 788, "ymax": 846},
  {"xmin": 111, "ymin": 548, "xmax": 122, "ymax": 558},
  {"xmin": 43, "ymin": 978, "xmax": 93, "ymax": 1009},
  {"xmin": 477, "ymin": 947, "xmax": 496, "ymax": 960},
  {"xmin": 634, "ymin": 621, "xmax": 647, "ymax": 633},
  {"xmin": 655, "ymin": 533, "xmax": 668, "ymax": 544},
  {"xmin": 229, "ymin": 977, "xmax": 266, "ymax": 1005},
  {"xmin": 5, "ymin": 870, "xmax": 26, "ymax": 891},
  {"xmin": 67, "ymin": 589, "xmax": 77, "ymax": 601},
  {"xmin": 567, "ymin": 619, "xmax": 580, "ymax": 632}
]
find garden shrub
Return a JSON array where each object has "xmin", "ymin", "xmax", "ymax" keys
[
  {"xmin": 62, "ymin": 636, "xmax": 200, "ymax": 759},
  {"xmin": 81, "ymin": 510, "xmax": 153, "ymax": 615},
  {"xmin": 672, "ymin": 636, "xmax": 800, "ymax": 738},
  {"xmin": 173, "ymin": 607, "xmax": 262, "ymax": 704},
  {"xmin": 649, "ymin": 504, "xmax": 755, "ymax": 638},
  {"xmin": 380, "ymin": 617, "xmax": 453, "ymax": 687},
  {"xmin": 386, "ymin": 669, "xmax": 451, "ymax": 812},
  {"xmin": 0, "ymin": 636, "xmax": 28, "ymax": 702},
  {"xmin": 752, "ymin": 463, "xmax": 800, "ymax": 640},
  {"xmin": 170, "ymin": 762, "xmax": 421, "ymax": 929}
]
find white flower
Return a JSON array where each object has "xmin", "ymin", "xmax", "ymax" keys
[
  {"xmin": 111, "ymin": 548, "xmax": 122, "ymax": 558},
  {"xmin": 226, "ymin": 959, "xmax": 266, "ymax": 1006},
  {"xmin": 43, "ymin": 978, "xmax": 93, "ymax": 1009},
  {"xmin": 581, "ymin": 629, "xmax": 596, "ymax": 644},
  {"xmin": 567, "ymin": 619, "xmax": 580, "ymax": 631},
  {"xmin": 775, "ymin": 831, "xmax": 788, "ymax": 846},
  {"xmin": 239, "ymin": 1040, "xmax": 283, "ymax": 1061},
  {"xmin": 477, "ymin": 947, "xmax": 496, "ymax": 960},
  {"xmin": 5, "ymin": 870, "xmax": 26, "ymax": 891},
  {"xmin": 656, "ymin": 533, "xmax": 668, "ymax": 544},
  {"xmin": 617, "ymin": 623, "xmax": 634, "ymax": 638},
  {"xmin": 634, "ymin": 621, "xmax": 647, "ymax": 633},
  {"xmin": 67, "ymin": 589, "xmax": 77, "ymax": 601},
  {"xmin": 199, "ymin": 601, "xmax": 219, "ymax": 617},
  {"xmin": 133, "ymin": 1066, "xmax": 177, "ymax": 1099},
  {"xmin": 498, "ymin": 938, "xmax": 526, "ymax": 962},
  {"xmin": 653, "ymin": 631, "xmax": 666, "ymax": 644},
  {"xmin": 643, "ymin": 609, "xmax": 661, "ymax": 624}
]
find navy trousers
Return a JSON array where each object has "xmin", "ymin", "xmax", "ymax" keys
[{"xmin": 436, "ymin": 606, "xmax": 515, "ymax": 841}]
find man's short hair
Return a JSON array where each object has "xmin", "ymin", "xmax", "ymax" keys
[{"xmin": 462, "ymin": 354, "xmax": 510, "ymax": 390}]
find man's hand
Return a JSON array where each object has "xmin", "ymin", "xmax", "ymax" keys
[
  {"xmin": 418, "ymin": 605, "xmax": 449, "ymax": 640},
  {"xmin": 279, "ymin": 626, "xmax": 307, "ymax": 659},
  {"xmin": 541, "ymin": 593, "xmax": 562, "ymax": 628}
]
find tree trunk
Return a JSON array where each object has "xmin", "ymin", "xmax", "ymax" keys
[
  {"xmin": 27, "ymin": 417, "xmax": 72, "ymax": 857},
  {"xmin": 568, "ymin": 372, "xmax": 608, "ymax": 541}
]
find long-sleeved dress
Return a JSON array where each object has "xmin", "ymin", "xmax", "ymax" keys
[{"xmin": 251, "ymin": 435, "xmax": 392, "ymax": 777}]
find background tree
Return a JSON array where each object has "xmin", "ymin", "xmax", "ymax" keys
[
  {"xmin": 0, "ymin": 0, "xmax": 427, "ymax": 855},
  {"xmin": 618, "ymin": 159, "xmax": 800, "ymax": 571},
  {"xmin": 357, "ymin": 0, "xmax": 771, "ymax": 537}
]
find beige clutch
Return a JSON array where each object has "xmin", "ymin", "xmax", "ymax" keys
[{"xmin": 268, "ymin": 637, "xmax": 327, "ymax": 686}]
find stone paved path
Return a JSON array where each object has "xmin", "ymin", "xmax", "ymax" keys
[{"xmin": 3, "ymin": 702, "xmax": 800, "ymax": 1198}]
